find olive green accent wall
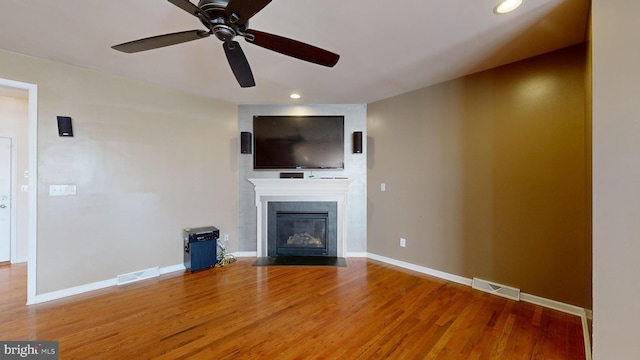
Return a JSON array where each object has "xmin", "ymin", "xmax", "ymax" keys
[{"xmin": 367, "ymin": 44, "xmax": 590, "ymax": 308}]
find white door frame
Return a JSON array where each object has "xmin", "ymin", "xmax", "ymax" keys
[
  {"xmin": 0, "ymin": 78, "xmax": 38, "ymax": 305},
  {"xmin": 0, "ymin": 136, "xmax": 16, "ymax": 263}
]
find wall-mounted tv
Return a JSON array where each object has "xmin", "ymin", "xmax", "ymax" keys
[{"xmin": 253, "ymin": 115, "xmax": 345, "ymax": 170}]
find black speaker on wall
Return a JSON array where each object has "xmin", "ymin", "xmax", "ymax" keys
[
  {"xmin": 240, "ymin": 131, "xmax": 252, "ymax": 154},
  {"xmin": 57, "ymin": 116, "xmax": 73, "ymax": 137},
  {"xmin": 353, "ymin": 131, "xmax": 363, "ymax": 154}
]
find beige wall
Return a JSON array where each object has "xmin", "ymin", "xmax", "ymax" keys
[
  {"xmin": 592, "ymin": 0, "xmax": 640, "ymax": 358},
  {"xmin": 367, "ymin": 44, "xmax": 590, "ymax": 308},
  {"xmin": 0, "ymin": 94, "xmax": 29, "ymax": 261},
  {"xmin": 0, "ymin": 49, "xmax": 238, "ymax": 294}
]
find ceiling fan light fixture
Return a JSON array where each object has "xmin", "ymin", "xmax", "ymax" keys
[
  {"xmin": 289, "ymin": 93, "xmax": 301, "ymax": 99},
  {"xmin": 494, "ymin": 0, "xmax": 523, "ymax": 14}
]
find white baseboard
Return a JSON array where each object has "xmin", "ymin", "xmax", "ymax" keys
[
  {"xmin": 367, "ymin": 253, "xmax": 473, "ymax": 286},
  {"xmin": 33, "ymin": 263, "xmax": 185, "ymax": 304},
  {"xmin": 580, "ymin": 309, "xmax": 593, "ymax": 360},
  {"xmin": 346, "ymin": 252, "xmax": 368, "ymax": 258},
  {"xmin": 519, "ymin": 293, "xmax": 585, "ymax": 317},
  {"xmin": 12, "ymin": 257, "xmax": 28, "ymax": 264},
  {"xmin": 233, "ymin": 251, "xmax": 257, "ymax": 257},
  {"xmin": 160, "ymin": 263, "xmax": 186, "ymax": 274},
  {"xmin": 35, "ymin": 278, "xmax": 117, "ymax": 304}
]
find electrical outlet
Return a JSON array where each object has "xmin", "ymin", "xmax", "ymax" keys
[
  {"xmin": 381, "ymin": 183, "xmax": 386, "ymax": 192},
  {"xmin": 400, "ymin": 238, "xmax": 406, "ymax": 247},
  {"xmin": 224, "ymin": 234, "xmax": 229, "ymax": 241}
]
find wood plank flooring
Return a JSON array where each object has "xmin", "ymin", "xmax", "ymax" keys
[{"xmin": 0, "ymin": 258, "xmax": 585, "ymax": 359}]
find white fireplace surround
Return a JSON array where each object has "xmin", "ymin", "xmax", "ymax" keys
[{"xmin": 248, "ymin": 178, "xmax": 354, "ymax": 257}]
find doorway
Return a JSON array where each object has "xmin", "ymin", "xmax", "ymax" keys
[
  {"xmin": 0, "ymin": 137, "xmax": 11, "ymax": 262},
  {"xmin": 0, "ymin": 78, "xmax": 38, "ymax": 305}
]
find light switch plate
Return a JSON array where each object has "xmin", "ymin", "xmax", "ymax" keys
[{"xmin": 49, "ymin": 184, "xmax": 77, "ymax": 196}]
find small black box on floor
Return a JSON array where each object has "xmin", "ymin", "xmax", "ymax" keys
[{"xmin": 183, "ymin": 226, "xmax": 219, "ymax": 272}]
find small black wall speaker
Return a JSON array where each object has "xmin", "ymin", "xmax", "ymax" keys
[
  {"xmin": 353, "ymin": 131, "xmax": 363, "ymax": 154},
  {"xmin": 240, "ymin": 131, "xmax": 252, "ymax": 154},
  {"xmin": 57, "ymin": 116, "xmax": 73, "ymax": 137}
]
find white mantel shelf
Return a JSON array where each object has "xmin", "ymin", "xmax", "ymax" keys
[
  {"xmin": 248, "ymin": 178, "xmax": 353, "ymax": 203},
  {"xmin": 248, "ymin": 178, "xmax": 354, "ymax": 258}
]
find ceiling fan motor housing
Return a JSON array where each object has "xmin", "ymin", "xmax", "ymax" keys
[{"xmin": 198, "ymin": 0, "xmax": 247, "ymax": 42}]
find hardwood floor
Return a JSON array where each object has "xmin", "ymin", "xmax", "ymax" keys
[{"xmin": 0, "ymin": 258, "xmax": 585, "ymax": 359}]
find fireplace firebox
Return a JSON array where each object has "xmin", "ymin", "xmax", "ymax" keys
[{"xmin": 267, "ymin": 202, "xmax": 337, "ymax": 257}]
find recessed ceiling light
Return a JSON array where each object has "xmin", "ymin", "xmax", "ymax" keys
[
  {"xmin": 494, "ymin": 0, "xmax": 522, "ymax": 14},
  {"xmin": 289, "ymin": 93, "xmax": 301, "ymax": 99}
]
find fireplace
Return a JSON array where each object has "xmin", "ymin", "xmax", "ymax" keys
[
  {"xmin": 267, "ymin": 202, "xmax": 337, "ymax": 257},
  {"xmin": 248, "ymin": 178, "xmax": 353, "ymax": 258}
]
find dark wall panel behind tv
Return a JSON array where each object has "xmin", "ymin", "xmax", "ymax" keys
[{"xmin": 253, "ymin": 115, "xmax": 345, "ymax": 170}]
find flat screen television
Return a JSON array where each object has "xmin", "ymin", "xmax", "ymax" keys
[{"xmin": 253, "ymin": 115, "xmax": 345, "ymax": 170}]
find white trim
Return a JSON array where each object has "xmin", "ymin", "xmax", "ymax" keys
[
  {"xmin": 9, "ymin": 136, "xmax": 17, "ymax": 264},
  {"xmin": 26, "ymin": 84, "xmax": 37, "ymax": 306},
  {"xmin": 13, "ymin": 256, "xmax": 27, "ymax": 263},
  {"xmin": 233, "ymin": 251, "xmax": 257, "ymax": 258},
  {"xmin": 0, "ymin": 78, "xmax": 38, "ymax": 306},
  {"xmin": 366, "ymin": 253, "xmax": 473, "ymax": 286},
  {"xmin": 33, "ymin": 263, "xmax": 186, "ymax": 304},
  {"xmin": 581, "ymin": 309, "xmax": 593, "ymax": 360},
  {"xmin": 35, "ymin": 278, "xmax": 118, "ymax": 304},
  {"xmin": 160, "ymin": 263, "xmax": 186, "ymax": 274},
  {"xmin": 519, "ymin": 293, "xmax": 587, "ymax": 317},
  {"xmin": 248, "ymin": 178, "xmax": 353, "ymax": 258},
  {"xmin": 346, "ymin": 252, "xmax": 368, "ymax": 258},
  {"xmin": 0, "ymin": 135, "xmax": 17, "ymax": 264},
  {"xmin": 585, "ymin": 309, "xmax": 593, "ymax": 320}
]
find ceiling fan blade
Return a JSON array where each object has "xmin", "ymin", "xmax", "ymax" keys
[
  {"xmin": 244, "ymin": 29, "xmax": 339, "ymax": 67},
  {"xmin": 167, "ymin": 0, "xmax": 210, "ymax": 20},
  {"xmin": 112, "ymin": 30, "xmax": 210, "ymax": 53},
  {"xmin": 225, "ymin": 0, "xmax": 272, "ymax": 24},
  {"xmin": 223, "ymin": 41, "xmax": 255, "ymax": 88}
]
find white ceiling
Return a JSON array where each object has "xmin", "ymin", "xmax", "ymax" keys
[{"xmin": 0, "ymin": 0, "xmax": 589, "ymax": 105}]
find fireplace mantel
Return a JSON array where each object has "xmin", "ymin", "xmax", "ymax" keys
[{"xmin": 248, "ymin": 178, "xmax": 353, "ymax": 257}]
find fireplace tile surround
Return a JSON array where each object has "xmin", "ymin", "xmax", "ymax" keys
[{"xmin": 248, "ymin": 178, "xmax": 353, "ymax": 258}]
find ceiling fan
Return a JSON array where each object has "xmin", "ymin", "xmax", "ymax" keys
[{"xmin": 111, "ymin": 0, "xmax": 340, "ymax": 88}]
